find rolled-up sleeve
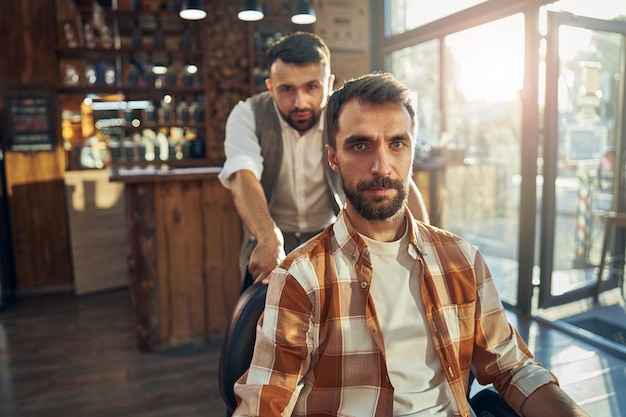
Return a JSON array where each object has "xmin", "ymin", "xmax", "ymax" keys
[
  {"xmin": 472, "ymin": 251, "xmax": 558, "ymax": 414},
  {"xmin": 218, "ymin": 100, "xmax": 264, "ymax": 189}
]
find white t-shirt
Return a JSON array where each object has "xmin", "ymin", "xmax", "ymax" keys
[{"xmin": 363, "ymin": 225, "xmax": 455, "ymax": 416}]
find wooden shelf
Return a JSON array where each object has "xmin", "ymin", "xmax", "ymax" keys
[
  {"xmin": 58, "ymin": 85, "xmax": 204, "ymax": 95},
  {"xmin": 57, "ymin": 47, "xmax": 204, "ymax": 59},
  {"xmin": 58, "ymin": 3, "xmax": 212, "ymax": 170}
]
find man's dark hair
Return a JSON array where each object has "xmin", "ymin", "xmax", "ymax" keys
[
  {"xmin": 267, "ymin": 32, "xmax": 331, "ymax": 70},
  {"xmin": 325, "ymin": 72, "xmax": 416, "ymax": 149}
]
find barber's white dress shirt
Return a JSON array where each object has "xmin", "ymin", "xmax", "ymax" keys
[{"xmin": 219, "ymin": 99, "xmax": 335, "ymax": 233}]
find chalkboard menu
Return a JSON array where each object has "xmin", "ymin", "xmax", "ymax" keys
[{"xmin": 3, "ymin": 85, "xmax": 56, "ymax": 152}]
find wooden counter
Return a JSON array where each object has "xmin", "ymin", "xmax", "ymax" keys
[{"xmin": 111, "ymin": 166, "xmax": 242, "ymax": 351}]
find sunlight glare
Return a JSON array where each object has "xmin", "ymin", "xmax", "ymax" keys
[
  {"xmin": 446, "ymin": 15, "xmax": 524, "ymax": 103},
  {"xmin": 559, "ymin": 26, "xmax": 593, "ymax": 61}
]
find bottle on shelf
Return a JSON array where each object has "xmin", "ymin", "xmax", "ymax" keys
[
  {"xmin": 153, "ymin": 18, "xmax": 165, "ymax": 50},
  {"xmin": 125, "ymin": 104, "xmax": 134, "ymax": 126},
  {"xmin": 168, "ymin": 0, "xmax": 180, "ymax": 13},
  {"xmin": 179, "ymin": 23, "xmax": 192, "ymax": 50},
  {"xmin": 63, "ymin": 22, "xmax": 78, "ymax": 48},
  {"xmin": 127, "ymin": 61, "xmax": 139, "ymax": 86},
  {"xmin": 143, "ymin": 100, "xmax": 157, "ymax": 124},
  {"xmin": 131, "ymin": 19, "xmax": 143, "ymax": 49},
  {"xmin": 63, "ymin": 63, "xmax": 79, "ymax": 86},
  {"xmin": 192, "ymin": 94, "xmax": 204, "ymax": 123},
  {"xmin": 166, "ymin": 64, "xmax": 177, "ymax": 87},
  {"xmin": 108, "ymin": 139, "xmax": 121, "ymax": 162},
  {"xmin": 104, "ymin": 63, "xmax": 116, "ymax": 86},
  {"xmin": 158, "ymin": 95, "xmax": 173, "ymax": 124},
  {"xmin": 84, "ymin": 22, "xmax": 96, "ymax": 49},
  {"xmin": 122, "ymin": 139, "xmax": 135, "ymax": 161},
  {"xmin": 176, "ymin": 96, "xmax": 190, "ymax": 124},
  {"xmin": 190, "ymin": 131, "xmax": 205, "ymax": 159},
  {"xmin": 156, "ymin": 129, "xmax": 169, "ymax": 160},
  {"xmin": 182, "ymin": 61, "xmax": 198, "ymax": 87},
  {"xmin": 135, "ymin": 133, "xmax": 147, "ymax": 161},
  {"xmin": 141, "ymin": 134, "xmax": 156, "ymax": 161},
  {"xmin": 100, "ymin": 25, "xmax": 114, "ymax": 49}
]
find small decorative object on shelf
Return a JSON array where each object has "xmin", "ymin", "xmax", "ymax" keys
[
  {"xmin": 84, "ymin": 22, "xmax": 96, "ymax": 48},
  {"xmin": 63, "ymin": 22, "xmax": 78, "ymax": 48},
  {"xmin": 85, "ymin": 63, "xmax": 97, "ymax": 85},
  {"xmin": 64, "ymin": 64, "xmax": 80, "ymax": 86},
  {"xmin": 100, "ymin": 25, "xmax": 114, "ymax": 49}
]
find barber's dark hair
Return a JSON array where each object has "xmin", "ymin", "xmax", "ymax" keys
[
  {"xmin": 326, "ymin": 72, "xmax": 416, "ymax": 149},
  {"xmin": 267, "ymin": 32, "xmax": 331, "ymax": 70}
]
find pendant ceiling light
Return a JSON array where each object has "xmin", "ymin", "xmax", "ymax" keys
[
  {"xmin": 152, "ymin": 62, "xmax": 168, "ymax": 75},
  {"xmin": 179, "ymin": 0, "xmax": 207, "ymax": 20},
  {"xmin": 238, "ymin": 0, "xmax": 264, "ymax": 22},
  {"xmin": 291, "ymin": 0, "xmax": 316, "ymax": 24}
]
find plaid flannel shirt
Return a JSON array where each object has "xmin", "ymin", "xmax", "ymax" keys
[{"xmin": 233, "ymin": 208, "xmax": 558, "ymax": 417}]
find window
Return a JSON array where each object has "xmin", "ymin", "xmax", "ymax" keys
[{"xmin": 386, "ymin": 0, "xmax": 488, "ymax": 36}]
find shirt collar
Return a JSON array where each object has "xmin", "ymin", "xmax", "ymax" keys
[{"xmin": 333, "ymin": 206, "xmax": 423, "ymax": 263}]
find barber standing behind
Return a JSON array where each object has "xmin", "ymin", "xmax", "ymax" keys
[{"xmin": 218, "ymin": 32, "xmax": 429, "ymax": 291}]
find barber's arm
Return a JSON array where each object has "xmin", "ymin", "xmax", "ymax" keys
[
  {"xmin": 230, "ymin": 170, "xmax": 285, "ymax": 284},
  {"xmin": 521, "ymin": 382, "xmax": 589, "ymax": 417},
  {"xmin": 407, "ymin": 177, "xmax": 430, "ymax": 224}
]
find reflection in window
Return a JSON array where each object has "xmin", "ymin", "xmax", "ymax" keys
[
  {"xmin": 443, "ymin": 15, "xmax": 525, "ymax": 304},
  {"xmin": 387, "ymin": 40, "xmax": 440, "ymax": 149},
  {"xmin": 545, "ymin": 0, "xmax": 626, "ymax": 21},
  {"xmin": 389, "ymin": 14, "xmax": 525, "ymax": 304},
  {"xmin": 386, "ymin": 0, "xmax": 487, "ymax": 36}
]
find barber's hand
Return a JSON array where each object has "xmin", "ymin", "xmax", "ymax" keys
[{"xmin": 248, "ymin": 241, "xmax": 286, "ymax": 285}]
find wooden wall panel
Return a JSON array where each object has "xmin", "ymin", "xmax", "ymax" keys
[{"xmin": 0, "ymin": 0, "xmax": 72, "ymax": 291}]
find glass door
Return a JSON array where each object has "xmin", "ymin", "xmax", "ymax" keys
[{"xmin": 539, "ymin": 11, "xmax": 626, "ymax": 308}]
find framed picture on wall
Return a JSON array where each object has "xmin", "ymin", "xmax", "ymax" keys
[{"xmin": 3, "ymin": 84, "xmax": 56, "ymax": 152}]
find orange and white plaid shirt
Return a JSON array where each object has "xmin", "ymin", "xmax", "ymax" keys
[{"xmin": 233, "ymin": 208, "xmax": 558, "ymax": 417}]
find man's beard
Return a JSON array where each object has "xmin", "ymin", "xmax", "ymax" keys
[
  {"xmin": 283, "ymin": 108, "xmax": 319, "ymax": 132},
  {"xmin": 343, "ymin": 176, "xmax": 408, "ymax": 221}
]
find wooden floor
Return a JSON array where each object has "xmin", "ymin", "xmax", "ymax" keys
[
  {"xmin": 1, "ymin": 288, "xmax": 625, "ymax": 416},
  {"xmin": 0, "ymin": 289, "xmax": 227, "ymax": 417}
]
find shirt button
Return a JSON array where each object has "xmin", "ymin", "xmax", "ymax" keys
[
  {"xmin": 362, "ymin": 249, "xmax": 369, "ymax": 259},
  {"xmin": 361, "ymin": 281, "xmax": 368, "ymax": 289}
]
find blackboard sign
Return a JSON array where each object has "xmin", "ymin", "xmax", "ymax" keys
[{"xmin": 3, "ymin": 85, "xmax": 56, "ymax": 152}]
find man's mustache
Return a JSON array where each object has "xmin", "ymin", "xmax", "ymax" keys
[{"xmin": 356, "ymin": 177, "xmax": 404, "ymax": 193}]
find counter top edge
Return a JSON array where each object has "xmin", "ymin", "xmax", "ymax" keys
[{"xmin": 109, "ymin": 166, "xmax": 223, "ymax": 183}]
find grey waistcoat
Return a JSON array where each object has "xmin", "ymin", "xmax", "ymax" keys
[
  {"xmin": 249, "ymin": 91, "xmax": 344, "ymax": 212},
  {"xmin": 238, "ymin": 92, "xmax": 344, "ymax": 276}
]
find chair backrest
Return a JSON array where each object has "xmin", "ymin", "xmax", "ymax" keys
[{"xmin": 218, "ymin": 282, "xmax": 268, "ymax": 415}]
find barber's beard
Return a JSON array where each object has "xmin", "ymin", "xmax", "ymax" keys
[
  {"xmin": 284, "ymin": 108, "xmax": 319, "ymax": 132},
  {"xmin": 343, "ymin": 176, "xmax": 408, "ymax": 221}
]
